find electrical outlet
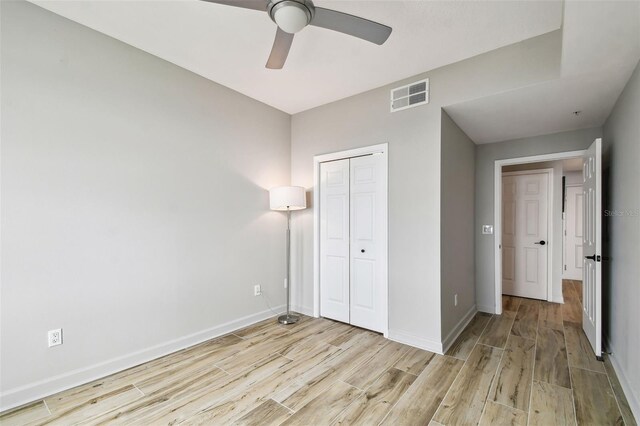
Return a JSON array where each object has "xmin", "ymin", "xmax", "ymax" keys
[
  {"xmin": 254, "ymin": 285, "xmax": 262, "ymax": 296},
  {"xmin": 48, "ymin": 329, "xmax": 62, "ymax": 347},
  {"xmin": 454, "ymin": 294, "xmax": 458, "ymax": 307}
]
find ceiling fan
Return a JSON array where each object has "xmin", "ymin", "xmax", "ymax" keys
[{"xmin": 201, "ymin": 0, "xmax": 392, "ymax": 69}]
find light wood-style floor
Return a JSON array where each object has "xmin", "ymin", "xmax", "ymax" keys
[{"xmin": 1, "ymin": 280, "xmax": 636, "ymax": 425}]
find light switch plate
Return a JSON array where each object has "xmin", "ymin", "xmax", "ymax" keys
[{"xmin": 482, "ymin": 225, "xmax": 494, "ymax": 235}]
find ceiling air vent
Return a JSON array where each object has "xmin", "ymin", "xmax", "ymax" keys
[{"xmin": 390, "ymin": 79, "xmax": 429, "ymax": 112}]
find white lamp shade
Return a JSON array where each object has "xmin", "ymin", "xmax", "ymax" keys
[{"xmin": 270, "ymin": 186, "xmax": 307, "ymax": 211}]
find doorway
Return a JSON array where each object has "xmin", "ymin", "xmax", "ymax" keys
[
  {"xmin": 313, "ymin": 143, "xmax": 389, "ymax": 337},
  {"xmin": 494, "ymin": 150, "xmax": 586, "ymax": 315},
  {"xmin": 563, "ymin": 157, "xmax": 584, "ymax": 281},
  {"xmin": 501, "ymin": 169, "xmax": 552, "ymax": 300}
]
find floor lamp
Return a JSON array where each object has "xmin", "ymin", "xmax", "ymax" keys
[{"xmin": 269, "ymin": 186, "xmax": 307, "ymax": 325}]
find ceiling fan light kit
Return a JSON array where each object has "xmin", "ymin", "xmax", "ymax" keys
[
  {"xmin": 269, "ymin": 0, "xmax": 314, "ymax": 34},
  {"xmin": 202, "ymin": 0, "xmax": 392, "ymax": 69}
]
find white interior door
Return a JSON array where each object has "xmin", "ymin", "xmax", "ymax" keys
[
  {"xmin": 582, "ymin": 138, "xmax": 602, "ymax": 358},
  {"xmin": 349, "ymin": 154, "xmax": 386, "ymax": 333},
  {"xmin": 319, "ymin": 159, "xmax": 350, "ymax": 323},
  {"xmin": 502, "ymin": 172, "xmax": 549, "ymax": 300},
  {"xmin": 564, "ymin": 185, "xmax": 584, "ymax": 280}
]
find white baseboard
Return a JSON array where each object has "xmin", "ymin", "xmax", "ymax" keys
[
  {"xmin": 291, "ymin": 305, "xmax": 315, "ymax": 317},
  {"xmin": 442, "ymin": 305, "xmax": 477, "ymax": 354},
  {"xmin": 604, "ymin": 338, "xmax": 640, "ymax": 422},
  {"xmin": 388, "ymin": 329, "xmax": 444, "ymax": 354},
  {"xmin": 0, "ymin": 305, "xmax": 284, "ymax": 412},
  {"xmin": 477, "ymin": 304, "xmax": 495, "ymax": 314}
]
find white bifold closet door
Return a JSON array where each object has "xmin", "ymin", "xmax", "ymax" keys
[{"xmin": 320, "ymin": 155, "xmax": 386, "ymax": 333}]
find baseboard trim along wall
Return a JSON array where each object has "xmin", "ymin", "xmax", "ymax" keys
[
  {"xmin": 442, "ymin": 305, "xmax": 478, "ymax": 354},
  {"xmin": 605, "ymin": 338, "xmax": 640, "ymax": 422},
  {"xmin": 477, "ymin": 304, "xmax": 495, "ymax": 314},
  {"xmin": 0, "ymin": 305, "xmax": 285, "ymax": 412},
  {"xmin": 291, "ymin": 305, "xmax": 315, "ymax": 317},
  {"xmin": 388, "ymin": 330, "xmax": 444, "ymax": 354}
]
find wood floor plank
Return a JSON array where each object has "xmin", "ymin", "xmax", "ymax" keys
[
  {"xmin": 179, "ymin": 342, "xmax": 341, "ymax": 425},
  {"xmin": 393, "ymin": 346, "xmax": 436, "ymax": 376},
  {"xmin": 432, "ymin": 344, "xmax": 503, "ymax": 425},
  {"xmin": 0, "ymin": 401, "xmax": 50, "ymax": 426},
  {"xmin": 132, "ymin": 354, "xmax": 291, "ymax": 425},
  {"xmin": 571, "ymin": 367, "xmax": 624, "ymax": 425},
  {"xmin": 344, "ymin": 340, "xmax": 411, "ymax": 389},
  {"xmin": 233, "ymin": 399, "xmax": 291, "ymax": 426},
  {"xmin": 31, "ymin": 385, "xmax": 143, "ymax": 426},
  {"xmin": 326, "ymin": 327, "xmax": 374, "ymax": 349},
  {"xmin": 489, "ymin": 335, "xmax": 535, "ymax": 411},
  {"xmin": 273, "ymin": 333, "xmax": 387, "ymax": 411},
  {"xmin": 511, "ymin": 298, "xmax": 540, "ymax": 340},
  {"xmin": 445, "ymin": 313, "xmax": 492, "ymax": 360},
  {"xmin": 478, "ymin": 312, "xmax": 515, "ymax": 349},
  {"xmin": 43, "ymin": 333, "xmax": 243, "ymax": 414},
  {"xmin": 334, "ymin": 368, "xmax": 416, "ymax": 425},
  {"xmin": 564, "ymin": 323, "xmax": 606, "ymax": 373},
  {"xmin": 539, "ymin": 301, "xmax": 563, "ymax": 330},
  {"xmin": 479, "ymin": 401, "xmax": 527, "ymax": 426},
  {"xmin": 217, "ymin": 319, "xmax": 344, "ymax": 375},
  {"xmin": 572, "ymin": 281, "xmax": 583, "ymax": 304},
  {"xmin": 233, "ymin": 317, "xmax": 287, "ymax": 339},
  {"xmin": 604, "ymin": 354, "xmax": 638, "ymax": 426},
  {"xmin": 529, "ymin": 380, "xmax": 576, "ymax": 426},
  {"xmin": 502, "ymin": 296, "xmax": 522, "ymax": 313},
  {"xmin": 534, "ymin": 326, "xmax": 571, "ymax": 388},
  {"xmin": 133, "ymin": 351, "xmax": 225, "ymax": 395},
  {"xmin": 278, "ymin": 324, "xmax": 351, "ymax": 360},
  {"xmin": 84, "ymin": 367, "xmax": 229, "ymax": 425},
  {"xmin": 562, "ymin": 281, "xmax": 582, "ymax": 326},
  {"xmin": 280, "ymin": 380, "xmax": 362, "ymax": 426},
  {"xmin": 379, "ymin": 355, "xmax": 464, "ymax": 426}
]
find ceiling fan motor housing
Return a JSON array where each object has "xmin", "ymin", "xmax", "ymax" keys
[{"xmin": 268, "ymin": 0, "xmax": 315, "ymax": 33}]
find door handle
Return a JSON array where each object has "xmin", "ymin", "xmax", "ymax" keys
[
  {"xmin": 585, "ymin": 255, "xmax": 601, "ymax": 262},
  {"xmin": 534, "ymin": 240, "xmax": 546, "ymax": 245}
]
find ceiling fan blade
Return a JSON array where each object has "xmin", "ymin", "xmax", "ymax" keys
[
  {"xmin": 199, "ymin": 0, "xmax": 269, "ymax": 12},
  {"xmin": 266, "ymin": 28, "xmax": 294, "ymax": 69},
  {"xmin": 310, "ymin": 7, "xmax": 392, "ymax": 45}
]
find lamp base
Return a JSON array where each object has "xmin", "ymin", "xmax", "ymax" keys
[{"xmin": 278, "ymin": 314, "xmax": 300, "ymax": 325}]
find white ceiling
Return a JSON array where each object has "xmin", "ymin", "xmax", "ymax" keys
[
  {"xmin": 30, "ymin": 0, "xmax": 563, "ymax": 114},
  {"xmin": 444, "ymin": 68, "xmax": 633, "ymax": 144},
  {"xmin": 445, "ymin": 1, "xmax": 640, "ymax": 144}
]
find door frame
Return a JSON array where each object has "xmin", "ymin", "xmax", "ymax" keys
[
  {"xmin": 313, "ymin": 143, "xmax": 389, "ymax": 337},
  {"xmin": 494, "ymin": 150, "xmax": 586, "ymax": 314},
  {"xmin": 501, "ymin": 168, "xmax": 553, "ymax": 301},
  {"xmin": 563, "ymin": 183, "xmax": 584, "ymax": 280}
]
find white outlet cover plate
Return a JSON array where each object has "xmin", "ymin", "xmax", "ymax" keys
[{"xmin": 48, "ymin": 329, "xmax": 62, "ymax": 347}]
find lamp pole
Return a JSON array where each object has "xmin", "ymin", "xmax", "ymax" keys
[{"xmin": 279, "ymin": 207, "xmax": 299, "ymax": 324}]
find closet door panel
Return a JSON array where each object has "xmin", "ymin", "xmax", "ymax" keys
[
  {"xmin": 349, "ymin": 155, "xmax": 386, "ymax": 332},
  {"xmin": 319, "ymin": 159, "xmax": 350, "ymax": 323}
]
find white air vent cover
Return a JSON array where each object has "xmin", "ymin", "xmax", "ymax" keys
[{"xmin": 390, "ymin": 79, "xmax": 429, "ymax": 112}]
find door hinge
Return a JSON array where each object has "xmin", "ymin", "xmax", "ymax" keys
[{"xmin": 564, "ymin": 265, "xmax": 567, "ymax": 271}]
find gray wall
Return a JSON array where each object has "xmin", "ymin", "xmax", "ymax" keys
[
  {"xmin": 291, "ymin": 30, "xmax": 562, "ymax": 349},
  {"xmin": 475, "ymin": 127, "xmax": 602, "ymax": 312},
  {"xmin": 502, "ymin": 160, "xmax": 565, "ymax": 303},
  {"xmin": 440, "ymin": 111, "xmax": 475, "ymax": 342},
  {"xmin": 1, "ymin": 1, "xmax": 291, "ymax": 407},
  {"xmin": 603, "ymin": 59, "xmax": 640, "ymax": 418}
]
